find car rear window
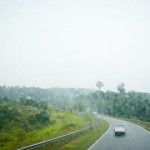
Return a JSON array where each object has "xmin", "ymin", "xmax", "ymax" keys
[{"xmin": 116, "ymin": 125, "xmax": 125, "ymax": 128}]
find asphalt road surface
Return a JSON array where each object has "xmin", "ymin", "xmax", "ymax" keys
[{"xmin": 88, "ymin": 115, "xmax": 150, "ymax": 150}]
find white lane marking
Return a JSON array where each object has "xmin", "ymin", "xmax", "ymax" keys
[
  {"xmin": 87, "ymin": 121, "xmax": 111, "ymax": 150},
  {"xmin": 100, "ymin": 115, "xmax": 150, "ymax": 135},
  {"xmin": 105, "ymin": 115, "xmax": 150, "ymax": 135}
]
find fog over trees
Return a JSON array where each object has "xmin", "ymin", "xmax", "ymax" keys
[
  {"xmin": 117, "ymin": 83, "xmax": 125, "ymax": 93},
  {"xmin": 0, "ymin": 85, "xmax": 150, "ymax": 123},
  {"xmin": 0, "ymin": 0, "xmax": 150, "ymax": 149},
  {"xmin": 72, "ymin": 83, "xmax": 150, "ymax": 122},
  {"xmin": 0, "ymin": 86, "xmax": 95, "ymax": 108},
  {"xmin": 0, "ymin": 83, "xmax": 150, "ymax": 150},
  {"xmin": 96, "ymin": 81, "xmax": 104, "ymax": 91}
]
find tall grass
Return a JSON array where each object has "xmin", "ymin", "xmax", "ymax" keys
[
  {"xmin": 34, "ymin": 119, "xmax": 109, "ymax": 150},
  {"xmin": 0, "ymin": 108, "xmax": 94, "ymax": 150}
]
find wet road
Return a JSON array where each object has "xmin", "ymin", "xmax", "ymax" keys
[{"xmin": 88, "ymin": 115, "xmax": 150, "ymax": 150}]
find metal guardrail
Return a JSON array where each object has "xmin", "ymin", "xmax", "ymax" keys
[{"xmin": 17, "ymin": 123, "xmax": 97, "ymax": 150}]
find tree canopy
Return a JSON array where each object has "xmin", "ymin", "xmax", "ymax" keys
[{"xmin": 96, "ymin": 81, "xmax": 104, "ymax": 91}]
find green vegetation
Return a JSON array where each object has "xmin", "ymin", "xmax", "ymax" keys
[
  {"xmin": 0, "ymin": 100, "xmax": 96, "ymax": 150},
  {"xmin": 96, "ymin": 81, "xmax": 104, "ymax": 91},
  {"xmin": 107, "ymin": 115, "xmax": 150, "ymax": 132},
  {"xmin": 1, "ymin": 85, "xmax": 150, "ymax": 122},
  {"xmin": 0, "ymin": 86, "xmax": 95, "ymax": 108},
  {"xmin": 0, "ymin": 105, "xmax": 20, "ymax": 129},
  {"xmin": 1, "ymin": 84, "xmax": 150, "ymax": 150},
  {"xmin": 0, "ymin": 98, "xmax": 49, "ymax": 130},
  {"xmin": 127, "ymin": 120, "xmax": 150, "ymax": 132},
  {"xmin": 19, "ymin": 98, "xmax": 48, "ymax": 110},
  {"xmin": 72, "ymin": 90, "xmax": 150, "ymax": 122},
  {"xmin": 34, "ymin": 119, "xmax": 109, "ymax": 150}
]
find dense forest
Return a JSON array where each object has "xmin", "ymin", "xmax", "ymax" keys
[
  {"xmin": 0, "ymin": 86, "xmax": 95, "ymax": 108},
  {"xmin": 72, "ymin": 90, "xmax": 150, "ymax": 122},
  {"xmin": 0, "ymin": 85, "xmax": 150, "ymax": 128}
]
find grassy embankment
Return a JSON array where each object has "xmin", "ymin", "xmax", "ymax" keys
[
  {"xmin": 119, "ymin": 118, "xmax": 150, "ymax": 132},
  {"xmin": 100, "ymin": 113, "xmax": 150, "ymax": 132},
  {"xmin": 35, "ymin": 119, "xmax": 109, "ymax": 150},
  {"xmin": 0, "ymin": 104, "xmax": 109, "ymax": 150}
]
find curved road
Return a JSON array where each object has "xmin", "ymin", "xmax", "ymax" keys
[{"xmin": 88, "ymin": 115, "xmax": 150, "ymax": 150}]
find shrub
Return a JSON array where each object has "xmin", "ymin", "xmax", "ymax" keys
[
  {"xmin": 35, "ymin": 111, "xmax": 50, "ymax": 124},
  {"xmin": 28, "ymin": 115, "xmax": 37, "ymax": 125}
]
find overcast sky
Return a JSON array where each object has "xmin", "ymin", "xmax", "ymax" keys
[{"xmin": 0, "ymin": 0, "xmax": 150, "ymax": 92}]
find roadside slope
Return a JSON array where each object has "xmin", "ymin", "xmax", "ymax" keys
[{"xmin": 88, "ymin": 115, "xmax": 150, "ymax": 150}]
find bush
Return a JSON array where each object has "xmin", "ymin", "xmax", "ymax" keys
[
  {"xmin": 19, "ymin": 98, "xmax": 48, "ymax": 110},
  {"xmin": 28, "ymin": 115, "xmax": 37, "ymax": 125},
  {"xmin": 0, "ymin": 105, "xmax": 20, "ymax": 129},
  {"xmin": 35, "ymin": 111, "xmax": 50, "ymax": 124}
]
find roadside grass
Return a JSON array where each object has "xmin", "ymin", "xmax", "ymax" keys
[
  {"xmin": 119, "ymin": 118, "xmax": 150, "ymax": 132},
  {"xmin": 100, "ymin": 113, "xmax": 150, "ymax": 132},
  {"xmin": 0, "ymin": 107, "xmax": 95, "ymax": 150},
  {"xmin": 34, "ymin": 119, "xmax": 109, "ymax": 150}
]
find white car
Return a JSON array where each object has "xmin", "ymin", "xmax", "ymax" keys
[{"xmin": 114, "ymin": 124, "xmax": 126, "ymax": 135}]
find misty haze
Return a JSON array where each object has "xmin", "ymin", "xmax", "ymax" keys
[{"xmin": 0, "ymin": 0, "xmax": 150, "ymax": 150}]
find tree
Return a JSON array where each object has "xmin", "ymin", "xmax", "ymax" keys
[
  {"xmin": 35, "ymin": 111, "xmax": 50, "ymax": 124},
  {"xmin": 0, "ymin": 105, "xmax": 20, "ymax": 129},
  {"xmin": 28, "ymin": 115, "xmax": 37, "ymax": 125},
  {"xmin": 96, "ymin": 81, "xmax": 104, "ymax": 91},
  {"xmin": 117, "ymin": 83, "xmax": 125, "ymax": 93}
]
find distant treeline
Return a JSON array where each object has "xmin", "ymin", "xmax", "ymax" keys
[
  {"xmin": 0, "ymin": 97, "xmax": 48, "ymax": 110},
  {"xmin": 0, "ymin": 86, "xmax": 95, "ymax": 131},
  {"xmin": 72, "ymin": 91, "xmax": 150, "ymax": 122},
  {"xmin": 1, "ymin": 85, "xmax": 150, "ymax": 123},
  {"xmin": 0, "ymin": 86, "xmax": 95, "ymax": 108}
]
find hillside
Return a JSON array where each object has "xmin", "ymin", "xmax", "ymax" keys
[
  {"xmin": 0, "ymin": 86, "xmax": 95, "ymax": 108},
  {"xmin": 0, "ymin": 99, "xmax": 95, "ymax": 150}
]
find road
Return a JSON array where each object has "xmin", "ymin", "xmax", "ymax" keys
[{"xmin": 88, "ymin": 115, "xmax": 150, "ymax": 150}]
